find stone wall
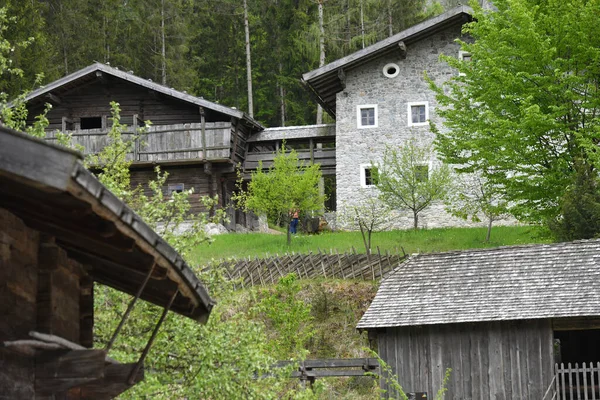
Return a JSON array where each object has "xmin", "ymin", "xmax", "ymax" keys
[{"xmin": 334, "ymin": 24, "xmax": 506, "ymax": 229}]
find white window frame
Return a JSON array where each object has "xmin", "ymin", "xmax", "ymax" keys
[
  {"xmin": 357, "ymin": 104, "xmax": 378, "ymax": 129},
  {"xmin": 458, "ymin": 50, "xmax": 472, "ymax": 76},
  {"xmin": 167, "ymin": 183, "xmax": 185, "ymax": 194},
  {"xmin": 360, "ymin": 164, "xmax": 379, "ymax": 188},
  {"xmin": 407, "ymin": 102, "xmax": 429, "ymax": 127}
]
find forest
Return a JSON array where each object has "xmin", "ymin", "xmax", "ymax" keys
[{"xmin": 2, "ymin": 0, "xmax": 464, "ymax": 128}]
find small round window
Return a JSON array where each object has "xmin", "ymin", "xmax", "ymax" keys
[{"xmin": 383, "ymin": 63, "xmax": 400, "ymax": 78}]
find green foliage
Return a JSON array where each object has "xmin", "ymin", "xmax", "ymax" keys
[
  {"xmin": 429, "ymin": 0, "xmax": 600, "ymax": 226},
  {"xmin": 377, "ymin": 139, "xmax": 453, "ymax": 229},
  {"xmin": 549, "ymin": 162, "xmax": 600, "ymax": 241},
  {"xmin": 255, "ymin": 273, "xmax": 314, "ymax": 360},
  {"xmin": 235, "ymin": 144, "xmax": 324, "ymax": 245}
]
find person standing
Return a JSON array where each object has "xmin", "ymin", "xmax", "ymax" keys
[{"xmin": 289, "ymin": 209, "xmax": 299, "ymax": 234}]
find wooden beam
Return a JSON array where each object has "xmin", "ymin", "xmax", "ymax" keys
[
  {"xmin": 95, "ymin": 70, "xmax": 107, "ymax": 84},
  {"xmin": 200, "ymin": 107, "xmax": 207, "ymax": 160},
  {"xmin": 45, "ymin": 92, "xmax": 62, "ymax": 106},
  {"xmin": 397, "ymin": 41, "xmax": 407, "ymax": 58},
  {"xmin": 337, "ymin": 69, "xmax": 346, "ymax": 90},
  {"xmin": 35, "ymin": 350, "xmax": 105, "ymax": 395},
  {"xmin": 76, "ymin": 363, "xmax": 144, "ymax": 399}
]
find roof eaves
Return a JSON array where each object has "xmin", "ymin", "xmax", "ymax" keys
[{"xmin": 302, "ymin": 5, "xmax": 472, "ymax": 82}]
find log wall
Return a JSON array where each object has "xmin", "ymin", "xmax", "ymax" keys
[
  {"xmin": 376, "ymin": 319, "xmax": 555, "ymax": 400},
  {"xmin": 0, "ymin": 208, "xmax": 89, "ymax": 399}
]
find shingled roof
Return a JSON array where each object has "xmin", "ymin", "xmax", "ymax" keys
[{"xmin": 357, "ymin": 240, "xmax": 600, "ymax": 329}]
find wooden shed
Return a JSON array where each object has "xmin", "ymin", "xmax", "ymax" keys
[
  {"xmin": 21, "ymin": 62, "xmax": 264, "ymax": 228},
  {"xmin": 357, "ymin": 241, "xmax": 600, "ymax": 399},
  {"xmin": 0, "ymin": 125, "xmax": 214, "ymax": 399}
]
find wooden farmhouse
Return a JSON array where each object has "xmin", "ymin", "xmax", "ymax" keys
[
  {"xmin": 357, "ymin": 240, "xmax": 600, "ymax": 399},
  {"xmin": 20, "ymin": 62, "xmax": 338, "ymax": 226},
  {"xmin": 0, "ymin": 125, "xmax": 213, "ymax": 399}
]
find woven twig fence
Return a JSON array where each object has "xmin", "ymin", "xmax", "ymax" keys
[{"xmin": 211, "ymin": 246, "xmax": 408, "ymax": 289}]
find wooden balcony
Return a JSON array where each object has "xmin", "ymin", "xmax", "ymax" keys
[{"xmin": 45, "ymin": 121, "xmax": 235, "ymax": 165}]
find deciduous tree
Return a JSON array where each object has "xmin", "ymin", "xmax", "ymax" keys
[
  {"xmin": 377, "ymin": 140, "xmax": 452, "ymax": 230},
  {"xmin": 429, "ymin": 0, "xmax": 600, "ymax": 230},
  {"xmin": 235, "ymin": 144, "xmax": 324, "ymax": 245}
]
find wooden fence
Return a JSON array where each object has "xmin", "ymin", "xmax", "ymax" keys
[
  {"xmin": 546, "ymin": 362, "xmax": 600, "ymax": 400},
  {"xmin": 213, "ymin": 247, "xmax": 407, "ymax": 289}
]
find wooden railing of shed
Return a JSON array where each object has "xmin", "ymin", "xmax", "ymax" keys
[
  {"xmin": 275, "ymin": 358, "xmax": 379, "ymax": 384},
  {"xmin": 546, "ymin": 362, "xmax": 600, "ymax": 400},
  {"xmin": 210, "ymin": 247, "xmax": 407, "ymax": 289},
  {"xmin": 45, "ymin": 120, "xmax": 234, "ymax": 162}
]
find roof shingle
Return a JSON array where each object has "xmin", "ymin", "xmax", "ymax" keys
[{"xmin": 357, "ymin": 240, "xmax": 600, "ymax": 329}]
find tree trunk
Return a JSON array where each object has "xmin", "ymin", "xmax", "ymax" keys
[
  {"xmin": 243, "ymin": 0, "xmax": 254, "ymax": 117},
  {"xmin": 161, "ymin": 0, "xmax": 167, "ymax": 86},
  {"xmin": 413, "ymin": 210, "xmax": 419, "ymax": 230},
  {"xmin": 316, "ymin": 0, "xmax": 325, "ymax": 124},
  {"xmin": 360, "ymin": 0, "xmax": 365, "ymax": 49},
  {"xmin": 387, "ymin": 0, "xmax": 393, "ymax": 37},
  {"xmin": 279, "ymin": 62, "xmax": 286, "ymax": 126},
  {"xmin": 486, "ymin": 218, "xmax": 493, "ymax": 243}
]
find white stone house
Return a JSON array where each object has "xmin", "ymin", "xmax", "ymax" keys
[{"xmin": 301, "ymin": 6, "xmax": 498, "ymax": 229}]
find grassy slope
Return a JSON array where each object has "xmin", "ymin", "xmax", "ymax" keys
[
  {"xmin": 192, "ymin": 226, "xmax": 551, "ymax": 398},
  {"xmin": 192, "ymin": 225, "xmax": 549, "ymax": 266}
]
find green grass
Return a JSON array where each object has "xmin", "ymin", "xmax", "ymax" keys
[{"xmin": 192, "ymin": 225, "xmax": 550, "ymax": 266}]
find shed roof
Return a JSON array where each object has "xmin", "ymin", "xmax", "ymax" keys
[
  {"xmin": 0, "ymin": 125, "xmax": 213, "ymax": 322},
  {"xmin": 23, "ymin": 62, "xmax": 263, "ymax": 131},
  {"xmin": 301, "ymin": 6, "xmax": 472, "ymax": 117},
  {"xmin": 357, "ymin": 240, "xmax": 600, "ymax": 329}
]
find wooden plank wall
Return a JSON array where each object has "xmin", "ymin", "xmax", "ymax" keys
[
  {"xmin": 377, "ymin": 320, "xmax": 554, "ymax": 400},
  {"xmin": 26, "ymin": 79, "xmax": 205, "ymax": 130}
]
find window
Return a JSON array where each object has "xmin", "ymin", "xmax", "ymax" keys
[
  {"xmin": 360, "ymin": 164, "xmax": 379, "ymax": 187},
  {"xmin": 167, "ymin": 183, "xmax": 185, "ymax": 194},
  {"xmin": 459, "ymin": 50, "xmax": 472, "ymax": 62},
  {"xmin": 415, "ymin": 165, "xmax": 429, "ymax": 182},
  {"xmin": 458, "ymin": 51, "xmax": 472, "ymax": 76},
  {"xmin": 407, "ymin": 102, "xmax": 429, "ymax": 126},
  {"xmin": 80, "ymin": 116, "xmax": 102, "ymax": 130},
  {"xmin": 357, "ymin": 105, "xmax": 378, "ymax": 128},
  {"xmin": 382, "ymin": 63, "xmax": 400, "ymax": 78}
]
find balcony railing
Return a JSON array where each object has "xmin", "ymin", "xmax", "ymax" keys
[
  {"xmin": 544, "ymin": 362, "xmax": 600, "ymax": 400},
  {"xmin": 45, "ymin": 121, "xmax": 233, "ymax": 163}
]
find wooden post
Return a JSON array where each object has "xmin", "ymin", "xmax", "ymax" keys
[
  {"xmin": 317, "ymin": 248, "xmax": 327, "ymax": 278},
  {"xmin": 133, "ymin": 114, "xmax": 139, "ymax": 161},
  {"xmin": 200, "ymin": 107, "xmax": 207, "ymax": 160},
  {"xmin": 336, "ymin": 249, "xmax": 344, "ymax": 279},
  {"xmin": 376, "ymin": 246, "xmax": 384, "ymax": 279},
  {"xmin": 309, "ymin": 138, "xmax": 314, "ymax": 164}
]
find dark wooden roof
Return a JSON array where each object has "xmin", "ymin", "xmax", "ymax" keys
[
  {"xmin": 357, "ymin": 240, "xmax": 600, "ymax": 329},
  {"xmin": 301, "ymin": 6, "xmax": 473, "ymax": 118},
  {"xmin": 0, "ymin": 125, "xmax": 213, "ymax": 322},
  {"xmin": 23, "ymin": 62, "xmax": 263, "ymax": 131}
]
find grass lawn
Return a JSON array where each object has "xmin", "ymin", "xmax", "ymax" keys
[{"xmin": 191, "ymin": 225, "xmax": 550, "ymax": 266}]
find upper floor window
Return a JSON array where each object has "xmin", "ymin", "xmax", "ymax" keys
[
  {"xmin": 458, "ymin": 50, "xmax": 472, "ymax": 76},
  {"xmin": 80, "ymin": 116, "xmax": 102, "ymax": 130},
  {"xmin": 407, "ymin": 102, "xmax": 429, "ymax": 126},
  {"xmin": 360, "ymin": 164, "xmax": 379, "ymax": 187},
  {"xmin": 168, "ymin": 183, "xmax": 185, "ymax": 194},
  {"xmin": 357, "ymin": 105, "xmax": 378, "ymax": 128}
]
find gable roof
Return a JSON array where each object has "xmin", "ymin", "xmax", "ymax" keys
[
  {"xmin": 23, "ymin": 62, "xmax": 263, "ymax": 130},
  {"xmin": 0, "ymin": 125, "xmax": 214, "ymax": 322},
  {"xmin": 302, "ymin": 6, "xmax": 473, "ymax": 118},
  {"xmin": 357, "ymin": 240, "xmax": 600, "ymax": 329}
]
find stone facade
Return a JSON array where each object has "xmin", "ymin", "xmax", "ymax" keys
[{"xmin": 334, "ymin": 23, "xmax": 508, "ymax": 229}]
